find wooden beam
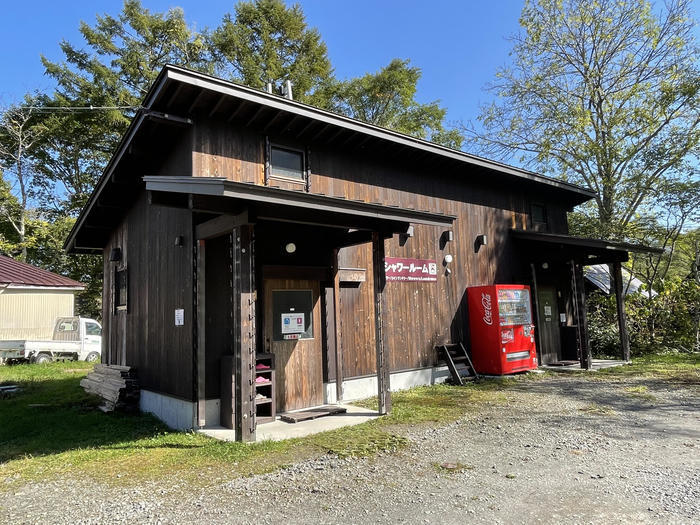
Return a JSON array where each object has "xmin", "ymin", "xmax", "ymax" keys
[
  {"xmin": 332, "ymin": 249, "xmax": 344, "ymax": 403},
  {"xmin": 372, "ymin": 232, "xmax": 391, "ymax": 414},
  {"xmin": 295, "ymin": 119, "xmax": 318, "ymax": 139},
  {"xmin": 227, "ymin": 101, "xmax": 249, "ymax": 122},
  {"xmin": 612, "ymin": 262, "xmax": 631, "ymax": 362},
  {"xmin": 196, "ymin": 240, "xmax": 206, "ymax": 427},
  {"xmin": 530, "ymin": 263, "xmax": 543, "ymax": 365},
  {"xmin": 233, "ymin": 224, "xmax": 256, "ymax": 442},
  {"xmin": 148, "ymin": 190, "xmax": 190, "ymax": 209},
  {"xmin": 208, "ymin": 94, "xmax": 228, "ymax": 117},
  {"xmin": 144, "ymin": 110, "xmax": 193, "ymax": 126},
  {"xmin": 195, "ymin": 211, "xmax": 249, "ymax": 240},
  {"xmin": 570, "ymin": 260, "xmax": 592, "ymax": 370},
  {"xmin": 245, "ymin": 106, "xmax": 266, "ymax": 127},
  {"xmin": 338, "ymin": 267, "xmax": 366, "ymax": 283}
]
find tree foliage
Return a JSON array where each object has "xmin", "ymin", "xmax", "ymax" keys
[
  {"xmin": 1, "ymin": 0, "xmax": 462, "ymax": 319},
  {"xmin": 321, "ymin": 59, "xmax": 462, "ymax": 148},
  {"xmin": 468, "ymin": 0, "xmax": 700, "ymax": 239},
  {"xmin": 210, "ymin": 0, "xmax": 332, "ymax": 105}
]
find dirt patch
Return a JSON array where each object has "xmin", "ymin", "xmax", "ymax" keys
[{"xmin": 1, "ymin": 375, "xmax": 698, "ymax": 524}]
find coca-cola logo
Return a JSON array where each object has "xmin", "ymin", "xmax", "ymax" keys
[{"xmin": 481, "ymin": 292, "xmax": 493, "ymax": 325}]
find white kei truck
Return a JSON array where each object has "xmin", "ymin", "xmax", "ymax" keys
[{"xmin": 0, "ymin": 317, "xmax": 102, "ymax": 364}]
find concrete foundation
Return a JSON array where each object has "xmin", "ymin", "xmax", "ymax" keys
[{"xmin": 141, "ymin": 364, "xmax": 452, "ymax": 432}]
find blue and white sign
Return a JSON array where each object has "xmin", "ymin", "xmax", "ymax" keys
[{"xmin": 281, "ymin": 313, "xmax": 305, "ymax": 334}]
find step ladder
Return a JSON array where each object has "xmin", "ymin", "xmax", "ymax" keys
[{"xmin": 437, "ymin": 343, "xmax": 479, "ymax": 385}]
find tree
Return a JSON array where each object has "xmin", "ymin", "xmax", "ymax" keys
[
  {"xmin": 322, "ymin": 59, "xmax": 462, "ymax": 148},
  {"xmin": 0, "ymin": 170, "xmax": 21, "ymax": 255},
  {"xmin": 0, "ymin": 104, "xmax": 46, "ymax": 261},
  {"xmin": 209, "ymin": 0, "xmax": 332, "ymax": 105},
  {"xmin": 41, "ymin": 0, "xmax": 212, "ymax": 136},
  {"xmin": 466, "ymin": 0, "xmax": 700, "ymax": 239}
]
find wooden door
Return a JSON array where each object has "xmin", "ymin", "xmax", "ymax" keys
[
  {"xmin": 264, "ymin": 278, "xmax": 323, "ymax": 412},
  {"xmin": 537, "ymin": 286, "xmax": 561, "ymax": 364}
]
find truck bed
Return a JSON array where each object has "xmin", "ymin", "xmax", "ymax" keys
[{"xmin": 0, "ymin": 340, "xmax": 81, "ymax": 358}]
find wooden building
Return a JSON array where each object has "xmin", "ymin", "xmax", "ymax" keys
[
  {"xmin": 66, "ymin": 66, "xmax": 655, "ymax": 440},
  {"xmin": 0, "ymin": 255, "xmax": 85, "ymax": 340}
]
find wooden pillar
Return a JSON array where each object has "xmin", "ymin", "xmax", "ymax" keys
[
  {"xmin": 570, "ymin": 260, "xmax": 592, "ymax": 370},
  {"xmin": 530, "ymin": 263, "xmax": 543, "ymax": 365},
  {"xmin": 332, "ymin": 248, "xmax": 344, "ymax": 403},
  {"xmin": 233, "ymin": 224, "xmax": 256, "ymax": 442},
  {"xmin": 612, "ymin": 261, "xmax": 631, "ymax": 362},
  {"xmin": 196, "ymin": 240, "xmax": 206, "ymax": 427},
  {"xmin": 372, "ymin": 232, "xmax": 391, "ymax": 414}
]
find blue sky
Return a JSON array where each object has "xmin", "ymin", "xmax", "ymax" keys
[
  {"xmin": 1, "ymin": 1, "xmax": 698, "ymax": 132},
  {"xmin": 0, "ymin": 0, "xmax": 527, "ymax": 128}
]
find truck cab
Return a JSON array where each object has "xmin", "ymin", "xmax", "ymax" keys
[{"xmin": 53, "ymin": 317, "xmax": 103, "ymax": 361}]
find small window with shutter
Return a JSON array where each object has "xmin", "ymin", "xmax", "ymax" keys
[
  {"xmin": 114, "ymin": 267, "xmax": 128, "ymax": 312},
  {"xmin": 531, "ymin": 203, "xmax": 548, "ymax": 226}
]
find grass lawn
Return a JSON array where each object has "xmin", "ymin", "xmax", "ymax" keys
[
  {"xmin": 0, "ymin": 353, "xmax": 695, "ymax": 489},
  {"xmin": 0, "ymin": 362, "xmax": 509, "ymax": 488},
  {"xmin": 595, "ymin": 352, "xmax": 699, "ymax": 383}
]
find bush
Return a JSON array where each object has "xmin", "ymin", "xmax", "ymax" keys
[{"xmin": 587, "ymin": 278, "xmax": 700, "ymax": 357}]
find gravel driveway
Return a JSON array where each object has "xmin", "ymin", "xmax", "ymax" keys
[{"xmin": 2, "ymin": 374, "xmax": 698, "ymax": 524}]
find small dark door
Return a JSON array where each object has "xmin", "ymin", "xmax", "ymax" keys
[
  {"xmin": 264, "ymin": 278, "xmax": 323, "ymax": 412},
  {"xmin": 537, "ymin": 286, "xmax": 561, "ymax": 364}
]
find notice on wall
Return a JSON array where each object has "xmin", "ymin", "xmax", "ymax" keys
[
  {"xmin": 385, "ymin": 257, "xmax": 438, "ymax": 282},
  {"xmin": 281, "ymin": 313, "xmax": 305, "ymax": 334},
  {"xmin": 174, "ymin": 309, "xmax": 185, "ymax": 326},
  {"xmin": 544, "ymin": 305, "xmax": 552, "ymax": 316}
]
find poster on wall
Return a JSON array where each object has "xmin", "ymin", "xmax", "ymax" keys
[
  {"xmin": 384, "ymin": 257, "xmax": 438, "ymax": 282},
  {"xmin": 281, "ymin": 313, "xmax": 305, "ymax": 334}
]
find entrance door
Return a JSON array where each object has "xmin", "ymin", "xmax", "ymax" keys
[
  {"xmin": 537, "ymin": 286, "xmax": 561, "ymax": 364},
  {"xmin": 264, "ymin": 279, "xmax": 323, "ymax": 412}
]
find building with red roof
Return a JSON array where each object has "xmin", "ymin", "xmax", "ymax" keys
[{"xmin": 0, "ymin": 255, "xmax": 85, "ymax": 340}]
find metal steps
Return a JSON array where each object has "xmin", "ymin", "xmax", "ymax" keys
[{"xmin": 437, "ymin": 343, "xmax": 479, "ymax": 385}]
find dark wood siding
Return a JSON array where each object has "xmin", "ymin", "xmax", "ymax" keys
[
  {"xmin": 184, "ymin": 118, "xmax": 573, "ymax": 379},
  {"xmin": 102, "ymin": 191, "xmax": 195, "ymax": 400}
]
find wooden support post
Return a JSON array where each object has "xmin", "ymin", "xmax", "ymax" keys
[
  {"xmin": 612, "ymin": 261, "xmax": 631, "ymax": 362},
  {"xmin": 332, "ymin": 248, "xmax": 344, "ymax": 403},
  {"xmin": 233, "ymin": 224, "xmax": 257, "ymax": 442},
  {"xmin": 196, "ymin": 240, "xmax": 206, "ymax": 427},
  {"xmin": 530, "ymin": 263, "xmax": 543, "ymax": 366},
  {"xmin": 571, "ymin": 261, "xmax": 592, "ymax": 370},
  {"xmin": 372, "ymin": 232, "xmax": 391, "ymax": 414}
]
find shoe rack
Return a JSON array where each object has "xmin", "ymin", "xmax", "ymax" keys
[{"xmin": 254, "ymin": 352, "xmax": 276, "ymax": 424}]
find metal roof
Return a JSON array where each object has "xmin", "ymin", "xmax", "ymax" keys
[
  {"xmin": 144, "ymin": 176, "xmax": 456, "ymax": 228},
  {"xmin": 65, "ymin": 65, "xmax": 598, "ymax": 253},
  {"xmin": 0, "ymin": 255, "xmax": 84, "ymax": 289},
  {"xmin": 510, "ymin": 230, "xmax": 663, "ymax": 255}
]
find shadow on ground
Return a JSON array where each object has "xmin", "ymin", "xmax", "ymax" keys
[{"xmin": 0, "ymin": 370, "xmax": 169, "ymax": 463}]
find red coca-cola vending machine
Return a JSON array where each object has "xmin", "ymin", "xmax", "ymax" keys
[{"xmin": 467, "ymin": 284, "xmax": 538, "ymax": 374}]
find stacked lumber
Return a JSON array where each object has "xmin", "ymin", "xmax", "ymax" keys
[{"xmin": 80, "ymin": 364, "xmax": 139, "ymax": 412}]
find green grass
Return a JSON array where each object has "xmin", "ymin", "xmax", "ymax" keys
[
  {"xmin": 0, "ymin": 364, "xmax": 510, "ymax": 488},
  {"xmin": 3, "ymin": 354, "xmax": 693, "ymax": 488},
  {"xmin": 596, "ymin": 353, "xmax": 699, "ymax": 383},
  {"xmin": 623, "ymin": 385, "xmax": 658, "ymax": 402}
]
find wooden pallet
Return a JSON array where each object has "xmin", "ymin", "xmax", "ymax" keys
[{"xmin": 279, "ymin": 405, "xmax": 347, "ymax": 423}]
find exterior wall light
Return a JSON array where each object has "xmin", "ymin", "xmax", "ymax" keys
[
  {"xmin": 542, "ymin": 262, "xmax": 549, "ymax": 269},
  {"xmin": 444, "ymin": 254, "xmax": 453, "ymax": 264},
  {"xmin": 474, "ymin": 234, "xmax": 488, "ymax": 253},
  {"xmin": 109, "ymin": 247, "xmax": 122, "ymax": 262},
  {"xmin": 285, "ymin": 242, "xmax": 296, "ymax": 254}
]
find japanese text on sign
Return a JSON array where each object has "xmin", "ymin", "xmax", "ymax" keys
[{"xmin": 384, "ymin": 257, "xmax": 438, "ymax": 282}]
